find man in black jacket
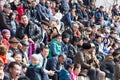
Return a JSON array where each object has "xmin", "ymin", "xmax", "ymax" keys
[
  {"xmin": 0, "ymin": 3, "xmax": 12, "ymax": 31},
  {"xmin": 16, "ymin": 14, "xmax": 41, "ymax": 49}
]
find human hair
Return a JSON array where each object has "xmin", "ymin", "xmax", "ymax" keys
[
  {"xmin": 8, "ymin": 61, "xmax": 20, "ymax": 69},
  {"xmin": 0, "ymin": 45, "xmax": 8, "ymax": 56},
  {"xmin": 74, "ymin": 63, "xmax": 81, "ymax": 70},
  {"xmin": 22, "ymin": 64, "xmax": 27, "ymax": 69},
  {"xmin": 66, "ymin": 63, "xmax": 74, "ymax": 70},
  {"xmin": 41, "ymin": 45, "xmax": 49, "ymax": 51},
  {"xmin": 12, "ymin": 51, "xmax": 22, "ymax": 58},
  {"xmin": 58, "ymin": 54, "xmax": 67, "ymax": 59},
  {"xmin": 112, "ymin": 49, "xmax": 120, "ymax": 57},
  {"xmin": 53, "ymin": 33, "xmax": 61, "ymax": 39}
]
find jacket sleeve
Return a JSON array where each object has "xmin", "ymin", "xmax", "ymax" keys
[
  {"xmin": 0, "ymin": 13, "xmax": 11, "ymax": 30},
  {"xmin": 15, "ymin": 26, "xmax": 25, "ymax": 39},
  {"xmin": 51, "ymin": 43, "xmax": 59, "ymax": 56},
  {"xmin": 37, "ymin": 4, "xmax": 48, "ymax": 20},
  {"xmin": 48, "ymin": 59, "xmax": 60, "ymax": 73},
  {"xmin": 31, "ymin": 24, "xmax": 41, "ymax": 42},
  {"xmin": 74, "ymin": 52, "xmax": 91, "ymax": 69},
  {"xmin": 39, "ymin": 68, "xmax": 49, "ymax": 80}
]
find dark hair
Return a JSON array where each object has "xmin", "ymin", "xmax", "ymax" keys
[
  {"xmin": 18, "ymin": 76, "xmax": 30, "ymax": 80},
  {"xmin": 74, "ymin": 63, "xmax": 81, "ymax": 70},
  {"xmin": 114, "ymin": 58, "xmax": 119, "ymax": 63},
  {"xmin": 53, "ymin": 34, "xmax": 61, "ymax": 39},
  {"xmin": 58, "ymin": 54, "xmax": 66, "ymax": 59},
  {"xmin": 54, "ymin": 7, "xmax": 59, "ymax": 12},
  {"xmin": 22, "ymin": 64, "xmax": 27, "ymax": 69},
  {"xmin": 112, "ymin": 49, "xmax": 120, "ymax": 57},
  {"xmin": 66, "ymin": 63, "xmax": 74, "ymax": 70},
  {"xmin": 12, "ymin": 51, "xmax": 22, "ymax": 58},
  {"xmin": 8, "ymin": 61, "xmax": 20, "ymax": 69},
  {"xmin": 41, "ymin": 45, "xmax": 49, "ymax": 51}
]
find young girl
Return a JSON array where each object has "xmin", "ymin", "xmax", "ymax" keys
[
  {"xmin": 2, "ymin": 29, "xmax": 11, "ymax": 48},
  {"xmin": 26, "ymin": 54, "xmax": 49, "ymax": 80},
  {"xmin": 71, "ymin": 64, "xmax": 81, "ymax": 80}
]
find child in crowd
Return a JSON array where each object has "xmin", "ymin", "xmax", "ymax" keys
[
  {"xmin": 12, "ymin": 52, "xmax": 22, "ymax": 64},
  {"xmin": 71, "ymin": 64, "xmax": 81, "ymax": 80},
  {"xmin": 26, "ymin": 54, "xmax": 49, "ymax": 80},
  {"xmin": 1, "ymin": 29, "xmax": 11, "ymax": 48},
  {"xmin": 59, "ymin": 63, "xmax": 74, "ymax": 80}
]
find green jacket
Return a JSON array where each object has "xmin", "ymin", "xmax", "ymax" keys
[{"xmin": 49, "ymin": 39, "xmax": 62, "ymax": 58}]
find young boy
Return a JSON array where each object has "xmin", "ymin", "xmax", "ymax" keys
[{"xmin": 26, "ymin": 54, "xmax": 49, "ymax": 80}]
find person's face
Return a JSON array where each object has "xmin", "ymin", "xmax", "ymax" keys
[
  {"xmin": 40, "ymin": 0, "xmax": 46, "ymax": 4},
  {"xmin": 63, "ymin": 38, "xmax": 70, "ymax": 43},
  {"xmin": 22, "ymin": 45, "xmax": 29, "ymax": 51},
  {"xmin": 14, "ymin": 54, "xmax": 22, "ymax": 63},
  {"xmin": 51, "ymin": 2, "xmax": 56, "ymax": 8},
  {"xmin": 10, "ymin": 43, "xmax": 19, "ymax": 49},
  {"xmin": 56, "ymin": 36, "xmax": 62, "ymax": 43},
  {"xmin": 68, "ymin": 67, "xmax": 73, "ymax": 73},
  {"xmin": 32, "ymin": 1, "xmax": 37, "ymax": 8},
  {"xmin": 72, "ymin": 27, "xmax": 78, "ymax": 32},
  {"xmin": 22, "ymin": 67, "xmax": 27, "ymax": 73},
  {"xmin": 100, "ymin": 7, "xmax": 104, "ymax": 12},
  {"xmin": 42, "ymin": 48, "xmax": 49, "ymax": 58},
  {"xmin": 5, "ymin": 8, "xmax": 11, "ymax": 13},
  {"xmin": 21, "ymin": 15, "xmax": 29, "ymax": 26},
  {"xmin": 9, "ymin": 64, "xmax": 21, "ymax": 79},
  {"xmin": 32, "ymin": 58, "xmax": 39, "ymax": 66},
  {"xmin": 96, "ymin": 37, "xmax": 102, "ymax": 43},
  {"xmin": 0, "ymin": 1, "xmax": 5, "ymax": 11},
  {"xmin": 3, "ymin": 33, "xmax": 10, "ymax": 40},
  {"xmin": 23, "ymin": 35, "xmax": 28, "ymax": 41},
  {"xmin": 59, "ymin": 56, "xmax": 66, "ymax": 64},
  {"xmin": 74, "ymin": 67, "xmax": 81, "ymax": 75},
  {"xmin": 42, "ymin": 24, "xmax": 48, "ymax": 30},
  {"xmin": 14, "ymin": 0, "xmax": 19, "ymax": 6},
  {"xmin": 46, "ymin": 1, "xmax": 51, "ymax": 7},
  {"xmin": 11, "ymin": 13, "xmax": 16, "ymax": 20},
  {"xmin": 0, "ymin": 65, "xmax": 4, "ymax": 73}
]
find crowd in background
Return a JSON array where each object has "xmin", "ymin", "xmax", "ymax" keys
[{"xmin": 0, "ymin": 0, "xmax": 120, "ymax": 80}]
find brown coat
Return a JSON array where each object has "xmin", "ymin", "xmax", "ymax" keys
[
  {"xmin": 73, "ymin": 51, "xmax": 91, "ymax": 76},
  {"xmin": 114, "ymin": 63, "xmax": 120, "ymax": 80}
]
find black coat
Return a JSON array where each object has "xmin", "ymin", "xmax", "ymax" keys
[
  {"xmin": 0, "ymin": 11, "xmax": 12, "ymax": 30},
  {"xmin": 16, "ymin": 21, "xmax": 41, "ymax": 42}
]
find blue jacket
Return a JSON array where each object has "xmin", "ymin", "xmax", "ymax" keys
[
  {"xmin": 26, "ymin": 64, "xmax": 49, "ymax": 80},
  {"xmin": 59, "ymin": 69, "xmax": 72, "ymax": 80}
]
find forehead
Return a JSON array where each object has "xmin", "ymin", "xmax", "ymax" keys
[
  {"xmin": 21, "ymin": 15, "xmax": 27, "ymax": 19},
  {"xmin": 13, "ymin": 64, "xmax": 20, "ymax": 69}
]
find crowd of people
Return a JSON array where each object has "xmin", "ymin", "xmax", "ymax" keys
[{"xmin": 0, "ymin": 0, "xmax": 120, "ymax": 80}]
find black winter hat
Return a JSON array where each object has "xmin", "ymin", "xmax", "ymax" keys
[
  {"xmin": 73, "ymin": 36, "xmax": 80, "ymax": 42},
  {"xmin": 62, "ymin": 33, "xmax": 70, "ymax": 39},
  {"xmin": 82, "ymin": 43, "xmax": 91, "ymax": 49}
]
